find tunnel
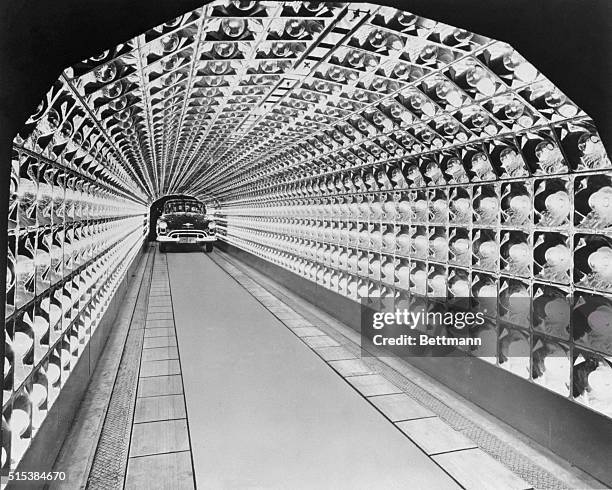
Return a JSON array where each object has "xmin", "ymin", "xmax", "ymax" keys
[{"xmin": 1, "ymin": 1, "xmax": 612, "ymax": 488}]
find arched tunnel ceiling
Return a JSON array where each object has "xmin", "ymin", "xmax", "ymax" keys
[{"xmin": 15, "ymin": 0, "xmax": 611, "ymax": 205}]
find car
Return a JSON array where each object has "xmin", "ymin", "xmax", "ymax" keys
[{"xmin": 156, "ymin": 198, "xmax": 216, "ymax": 253}]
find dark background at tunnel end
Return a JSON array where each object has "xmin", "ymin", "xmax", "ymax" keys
[
  {"xmin": 1, "ymin": 1, "xmax": 611, "ymax": 217},
  {"xmin": 1, "ymin": 0, "xmax": 611, "ymax": 149}
]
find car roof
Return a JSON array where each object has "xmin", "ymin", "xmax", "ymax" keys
[{"xmin": 164, "ymin": 198, "xmax": 203, "ymax": 205}]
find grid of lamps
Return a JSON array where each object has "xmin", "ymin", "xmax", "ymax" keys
[
  {"xmin": 199, "ymin": 3, "xmax": 612, "ymax": 419},
  {"xmin": 3, "ymin": 0, "xmax": 612, "ymax": 471},
  {"xmin": 4, "ymin": 85, "xmax": 147, "ymax": 472}
]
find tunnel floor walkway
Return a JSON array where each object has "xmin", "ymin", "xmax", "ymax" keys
[
  {"xmin": 166, "ymin": 251, "xmax": 467, "ymax": 490},
  {"xmin": 50, "ymin": 245, "xmax": 599, "ymax": 490}
]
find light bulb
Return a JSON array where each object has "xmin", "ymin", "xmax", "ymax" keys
[
  {"xmin": 451, "ymin": 280, "xmax": 469, "ymax": 297},
  {"xmin": 544, "ymin": 244, "xmax": 570, "ymax": 269},
  {"xmin": 30, "ymin": 384, "xmax": 47, "ymax": 407},
  {"xmin": 109, "ymin": 96, "xmax": 128, "ymax": 111},
  {"xmin": 503, "ymin": 51, "xmax": 537, "ymax": 82},
  {"xmin": 452, "ymin": 29, "xmax": 472, "ymax": 43},
  {"xmin": 465, "ymin": 65, "xmax": 495, "ymax": 95},
  {"xmin": 393, "ymin": 63, "xmax": 410, "ymax": 80},
  {"xmin": 56, "ymin": 121, "xmax": 73, "ymax": 143},
  {"xmin": 397, "ymin": 12, "xmax": 418, "ymax": 27},
  {"xmin": 469, "ymin": 110, "xmax": 489, "ymax": 129},
  {"xmin": 286, "ymin": 20, "xmax": 305, "ymax": 38},
  {"xmin": 328, "ymin": 67, "xmax": 346, "ymax": 82},
  {"xmin": 234, "ymin": 0, "xmax": 256, "ymax": 11},
  {"xmin": 13, "ymin": 332, "xmax": 33, "ymax": 356},
  {"xmin": 10, "ymin": 409, "xmax": 30, "ymax": 436},
  {"xmin": 214, "ymin": 42, "xmax": 237, "ymax": 58},
  {"xmin": 38, "ymin": 108, "xmax": 61, "ymax": 135},
  {"xmin": 504, "ymin": 99, "xmax": 524, "ymax": 120},
  {"xmin": 261, "ymin": 60, "xmax": 279, "ymax": 74},
  {"xmin": 544, "ymin": 89, "xmax": 566, "ymax": 108},
  {"xmin": 89, "ymin": 50, "xmax": 109, "ymax": 62},
  {"xmin": 347, "ymin": 51, "xmax": 364, "ymax": 68},
  {"xmin": 272, "ymin": 43, "xmax": 291, "ymax": 57},
  {"xmin": 102, "ymin": 80, "xmax": 123, "ymax": 98},
  {"xmin": 222, "ymin": 18, "xmax": 246, "ymax": 38},
  {"xmin": 420, "ymin": 129, "xmax": 435, "ymax": 143},
  {"xmin": 164, "ymin": 15, "xmax": 184, "ymax": 28},
  {"xmin": 435, "ymin": 80, "xmax": 462, "ymax": 107},
  {"xmin": 508, "ymin": 243, "xmax": 530, "ymax": 265},
  {"xmin": 161, "ymin": 33, "xmax": 180, "ymax": 53},
  {"xmin": 94, "ymin": 63, "xmax": 117, "ymax": 83},
  {"xmin": 304, "ymin": 2, "xmax": 324, "ymax": 12},
  {"xmin": 442, "ymin": 118, "xmax": 459, "ymax": 136},
  {"xmin": 420, "ymin": 45, "xmax": 438, "ymax": 63}
]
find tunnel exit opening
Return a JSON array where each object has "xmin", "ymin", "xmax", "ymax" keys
[{"xmin": 148, "ymin": 194, "xmax": 195, "ymax": 242}]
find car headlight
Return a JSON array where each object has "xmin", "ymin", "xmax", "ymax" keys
[
  {"xmin": 157, "ymin": 220, "xmax": 168, "ymax": 233},
  {"xmin": 208, "ymin": 221, "xmax": 216, "ymax": 230}
]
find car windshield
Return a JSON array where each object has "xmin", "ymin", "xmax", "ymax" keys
[{"xmin": 164, "ymin": 201, "xmax": 205, "ymax": 214}]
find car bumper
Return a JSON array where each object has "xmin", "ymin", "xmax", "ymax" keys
[{"xmin": 157, "ymin": 233, "xmax": 216, "ymax": 243}]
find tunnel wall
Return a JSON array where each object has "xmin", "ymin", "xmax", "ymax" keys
[
  {"xmin": 216, "ymin": 139, "xmax": 612, "ymax": 426},
  {"xmin": 217, "ymin": 240, "xmax": 612, "ymax": 486},
  {"xmin": 3, "ymin": 135, "xmax": 147, "ymax": 470},
  {"xmin": 11, "ymin": 244, "xmax": 146, "ymax": 482}
]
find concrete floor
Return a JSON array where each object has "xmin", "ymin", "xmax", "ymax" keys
[{"xmin": 167, "ymin": 252, "xmax": 463, "ymax": 490}]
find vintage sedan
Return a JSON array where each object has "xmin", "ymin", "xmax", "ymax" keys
[{"xmin": 156, "ymin": 198, "xmax": 216, "ymax": 252}]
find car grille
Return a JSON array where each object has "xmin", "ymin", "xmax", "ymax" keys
[{"xmin": 168, "ymin": 230, "xmax": 210, "ymax": 239}]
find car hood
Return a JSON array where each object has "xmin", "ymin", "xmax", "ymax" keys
[{"xmin": 159, "ymin": 213, "xmax": 210, "ymax": 229}]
